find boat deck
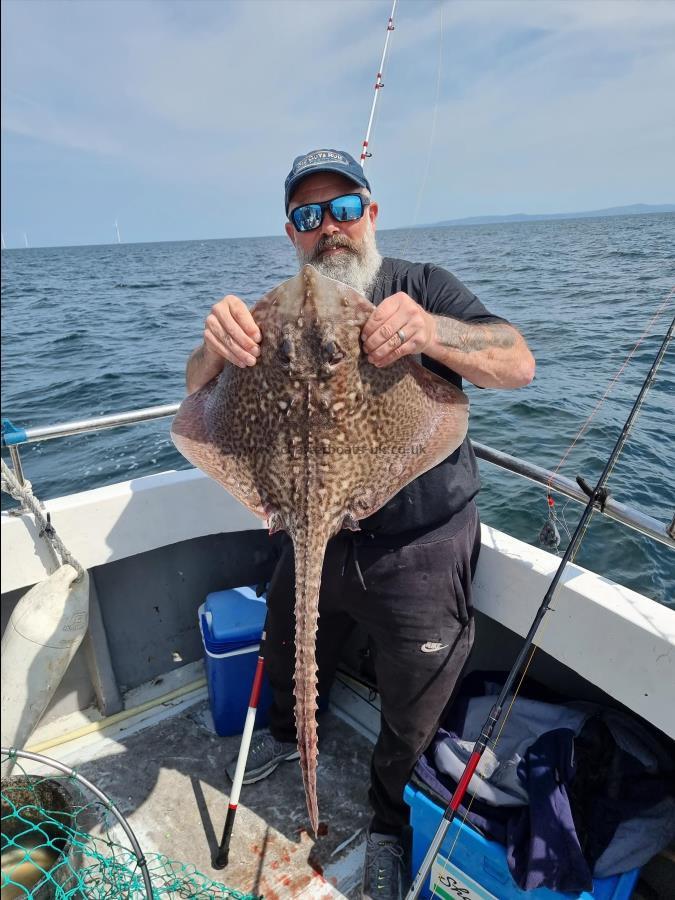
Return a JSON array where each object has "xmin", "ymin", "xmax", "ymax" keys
[
  {"xmin": 61, "ymin": 698, "xmax": 374, "ymax": 899},
  {"xmin": 7, "ymin": 672, "xmax": 675, "ymax": 899},
  {"xmin": 56, "ymin": 690, "xmax": 673, "ymax": 900}
]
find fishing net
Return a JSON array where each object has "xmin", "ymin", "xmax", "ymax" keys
[{"xmin": 1, "ymin": 749, "xmax": 260, "ymax": 899}]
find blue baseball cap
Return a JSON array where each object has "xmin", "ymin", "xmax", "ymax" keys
[{"xmin": 284, "ymin": 149, "xmax": 371, "ymax": 213}]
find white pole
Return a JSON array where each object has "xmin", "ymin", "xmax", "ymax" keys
[
  {"xmin": 115, "ymin": 220, "xmax": 122, "ymax": 243},
  {"xmin": 359, "ymin": 0, "xmax": 398, "ymax": 170},
  {"xmin": 23, "ymin": 232, "xmax": 29, "ymax": 248}
]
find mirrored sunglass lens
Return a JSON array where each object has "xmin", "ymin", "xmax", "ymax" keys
[
  {"xmin": 330, "ymin": 195, "xmax": 363, "ymax": 222},
  {"xmin": 294, "ymin": 204, "xmax": 322, "ymax": 231}
]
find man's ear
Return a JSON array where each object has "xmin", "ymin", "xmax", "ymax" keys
[
  {"xmin": 369, "ymin": 201, "xmax": 379, "ymax": 231},
  {"xmin": 285, "ymin": 221, "xmax": 296, "ymax": 245}
]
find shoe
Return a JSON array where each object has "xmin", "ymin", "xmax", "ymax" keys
[
  {"xmin": 362, "ymin": 830, "xmax": 406, "ymax": 900},
  {"xmin": 225, "ymin": 729, "xmax": 299, "ymax": 785}
]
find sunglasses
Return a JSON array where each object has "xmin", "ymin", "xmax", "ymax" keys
[{"xmin": 289, "ymin": 193, "xmax": 371, "ymax": 233}]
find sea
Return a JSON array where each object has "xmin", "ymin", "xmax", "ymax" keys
[{"xmin": 2, "ymin": 213, "xmax": 674, "ymax": 606}]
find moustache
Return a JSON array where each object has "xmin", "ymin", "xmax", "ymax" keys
[{"xmin": 314, "ymin": 234, "xmax": 360, "ymax": 257}]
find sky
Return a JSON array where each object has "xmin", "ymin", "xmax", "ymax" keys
[{"xmin": 1, "ymin": 0, "xmax": 674, "ymax": 248}]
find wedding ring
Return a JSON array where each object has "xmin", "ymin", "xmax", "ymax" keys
[{"xmin": 397, "ymin": 329, "xmax": 406, "ymax": 345}]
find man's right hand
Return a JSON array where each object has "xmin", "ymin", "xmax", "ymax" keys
[
  {"xmin": 185, "ymin": 295, "xmax": 262, "ymax": 394},
  {"xmin": 204, "ymin": 295, "xmax": 262, "ymax": 368}
]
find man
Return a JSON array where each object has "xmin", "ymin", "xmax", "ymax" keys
[{"xmin": 186, "ymin": 149, "xmax": 535, "ymax": 899}]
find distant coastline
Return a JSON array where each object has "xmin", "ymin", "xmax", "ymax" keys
[
  {"xmin": 423, "ymin": 203, "xmax": 675, "ymax": 229},
  {"xmin": 3, "ymin": 204, "xmax": 673, "ymax": 250}
]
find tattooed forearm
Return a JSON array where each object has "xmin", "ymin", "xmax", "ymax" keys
[
  {"xmin": 423, "ymin": 311, "xmax": 534, "ymax": 388},
  {"xmin": 432, "ymin": 316, "xmax": 517, "ymax": 353}
]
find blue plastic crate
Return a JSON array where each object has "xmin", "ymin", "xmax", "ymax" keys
[
  {"xmin": 198, "ymin": 586, "xmax": 274, "ymax": 737},
  {"xmin": 404, "ymin": 784, "xmax": 640, "ymax": 900}
]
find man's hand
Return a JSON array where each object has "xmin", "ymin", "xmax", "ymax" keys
[
  {"xmin": 360, "ymin": 291, "xmax": 535, "ymax": 388},
  {"xmin": 204, "ymin": 295, "xmax": 262, "ymax": 368},
  {"xmin": 185, "ymin": 295, "xmax": 262, "ymax": 394},
  {"xmin": 361, "ymin": 292, "xmax": 435, "ymax": 367}
]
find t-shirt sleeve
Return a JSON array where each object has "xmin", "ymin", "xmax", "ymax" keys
[{"xmin": 423, "ymin": 264, "xmax": 510, "ymax": 325}]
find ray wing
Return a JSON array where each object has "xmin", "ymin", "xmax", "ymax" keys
[
  {"xmin": 171, "ymin": 375, "xmax": 267, "ymax": 520},
  {"xmin": 346, "ymin": 360, "xmax": 469, "ymax": 520}
]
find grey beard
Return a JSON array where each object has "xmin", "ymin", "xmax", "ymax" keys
[{"xmin": 295, "ymin": 225, "xmax": 383, "ymax": 299}]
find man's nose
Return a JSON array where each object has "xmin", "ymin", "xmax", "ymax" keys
[{"xmin": 318, "ymin": 209, "xmax": 341, "ymax": 236}]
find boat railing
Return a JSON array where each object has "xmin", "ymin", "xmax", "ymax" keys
[{"xmin": 2, "ymin": 405, "xmax": 674, "ymax": 550}]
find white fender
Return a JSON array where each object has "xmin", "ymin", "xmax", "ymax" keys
[{"xmin": 1, "ymin": 565, "xmax": 90, "ymax": 750}]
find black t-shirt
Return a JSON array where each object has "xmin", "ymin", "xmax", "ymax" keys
[{"xmin": 358, "ymin": 256, "xmax": 509, "ymax": 536}]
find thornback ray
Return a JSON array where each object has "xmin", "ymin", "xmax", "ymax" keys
[{"xmin": 171, "ymin": 264, "xmax": 469, "ymax": 834}]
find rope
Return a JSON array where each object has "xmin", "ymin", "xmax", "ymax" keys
[{"xmin": 1, "ymin": 458, "xmax": 86, "ymax": 581}]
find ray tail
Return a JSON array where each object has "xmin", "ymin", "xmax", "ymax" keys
[{"xmin": 291, "ymin": 522, "xmax": 333, "ymax": 836}]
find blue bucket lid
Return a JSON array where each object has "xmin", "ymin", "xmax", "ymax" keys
[{"xmin": 202, "ymin": 586, "xmax": 266, "ymax": 651}]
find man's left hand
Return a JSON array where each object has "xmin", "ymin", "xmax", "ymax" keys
[{"xmin": 361, "ymin": 292, "xmax": 435, "ymax": 367}]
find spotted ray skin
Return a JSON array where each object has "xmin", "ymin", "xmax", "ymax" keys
[{"xmin": 171, "ymin": 264, "xmax": 469, "ymax": 834}]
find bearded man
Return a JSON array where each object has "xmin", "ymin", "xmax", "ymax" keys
[{"xmin": 185, "ymin": 149, "xmax": 535, "ymax": 900}]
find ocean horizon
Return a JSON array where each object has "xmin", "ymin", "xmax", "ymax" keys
[{"xmin": 2, "ymin": 205, "xmax": 673, "ymax": 252}]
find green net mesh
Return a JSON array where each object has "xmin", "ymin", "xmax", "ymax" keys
[{"xmin": 1, "ymin": 750, "xmax": 260, "ymax": 899}]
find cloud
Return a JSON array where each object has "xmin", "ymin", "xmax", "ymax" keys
[
  {"xmin": 371, "ymin": 0, "xmax": 675, "ymax": 222},
  {"xmin": 1, "ymin": 0, "xmax": 673, "ymax": 243},
  {"xmin": 1, "ymin": 1, "xmax": 378, "ymax": 158}
]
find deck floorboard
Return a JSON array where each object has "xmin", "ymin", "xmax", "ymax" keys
[{"xmin": 73, "ymin": 700, "xmax": 373, "ymax": 898}]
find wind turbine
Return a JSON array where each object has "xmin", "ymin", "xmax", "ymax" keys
[
  {"xmin": 114, "ymin": 220, "xmax": 122, "ymax": 244},
  {"xmin": 23, "ymin": 232, "xmax": 29, "ymax": 248},
  {"xmin": 1, "ymin": 233, "xmax": 5, "ymax": 250}
]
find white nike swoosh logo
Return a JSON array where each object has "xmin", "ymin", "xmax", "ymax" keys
[{"xmin": 420, "ymin": 641, "xmax": 449, "ymax": 653}]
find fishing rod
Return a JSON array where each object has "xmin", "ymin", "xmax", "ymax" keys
[
  {"xmin": 213, "ymin": 624, "xmax": 268, "ymax": 870},
  {"xmin": 406, "ymin": 312, "xmax": 675, "ymax": 900},
  {"xmin": 359, "ymin": 0, "xmax": 397, "ymax": 169}
]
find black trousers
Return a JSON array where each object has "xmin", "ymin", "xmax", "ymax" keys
[{"xmin": 265, "ymin": 501, "xmax": 481, "ymax": 833}]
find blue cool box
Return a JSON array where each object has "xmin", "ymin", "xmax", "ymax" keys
[
  {"xmin": 198, "ymin": 586, "xmax": 274, "ymax": 737},
  {"xmin": 403, "ymin": 784, "xmax": 640, "ymax": 900}
]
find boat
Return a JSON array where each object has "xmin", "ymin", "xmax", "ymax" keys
[
  {"xmin": 1, "ymin": 392, "xmax": 673, "ymax": 898},
  {"xmin": 2, "ymin": 3, "xmax": 673, "ymax": 897}
]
